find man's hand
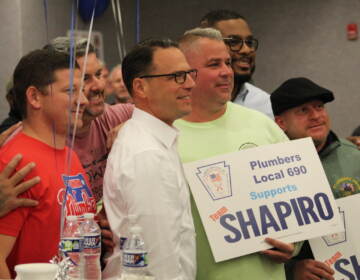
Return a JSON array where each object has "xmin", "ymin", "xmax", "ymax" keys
[
  {"xmin": 97, "ymin": 208, "xmax": 115, "ymax": 270},
  {"xmin": 347, "ymin": 136, "xmax": 360, "ymax": 150},
  {"xmin": 97, "ymin": 208, "xmax": 115, "ymax": 254},
  {"xmin": 261, "ymin": 237, "xmax": 294, "ymax": 263},
  {"xmin": 0, "ymin": 122, "xmax": 21, "ymax": 147},
  {"xmin": 106, "ymin": 123, "xmax": 125, "ymax": 149},
  {"xmin": 294, "ymin": 259, "xmax": 335, "ymax": 280},
  {"xmin": 0, "ymin": 154, "xmax": 40, "ymax": 217}
]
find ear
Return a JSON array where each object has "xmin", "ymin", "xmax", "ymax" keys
[
  {"xmin": 132, "ymin": 77, "xmax": 147, "ymax": 99},
  {"xmin": 25, "ymin": 86, "xmax": 43, "ymax": 110},
  {"xmin": 274, "ymin": 115, "xmax": 287, "ymax": 132}
]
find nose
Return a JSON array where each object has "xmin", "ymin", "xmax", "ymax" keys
[
  {"xmin": 183, "ymin": 72, "xmax": 196, "ymax": 89},
  {"xmin": 308, "ymin": 107, "xmax": 322, "ymax": 119},
  {"xmin": 219, "ymin": 63, "xmax": 233, "ymax": 78},
  {"xmin": 238, "ymin": 41, "xmax": 253, "ymax": 54},
  {"xmin": 76, "ymin": 89, "xmax": 89, "ymax": 106}
]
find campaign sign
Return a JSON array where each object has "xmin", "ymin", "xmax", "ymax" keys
[
  {"xmin": 310, "ymin": 193, "xmax": 360, "ymax": 279},
  {"xmin": 183, "ymin": 137, "xmax": 343, "ymax": 262}
]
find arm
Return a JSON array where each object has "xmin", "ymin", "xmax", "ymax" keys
[
  {"xmin": 0, "ymin": 234, "xmax": 16, "ymax": 279},
  {"xmin": 0, "ymin": 154, "xmax": 39, "ymax": 218}
]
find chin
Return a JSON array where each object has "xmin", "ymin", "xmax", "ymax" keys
[{"xmin": 234, "ymin": 73, "xmax": 252, "ymax": 85}]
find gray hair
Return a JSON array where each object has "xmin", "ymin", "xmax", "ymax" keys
[
  {"xmin": 43, "ymin": 36, "xmax": 95, "ymax": 58},
  {"xmin": 179, "ymin": 27, "xmax": 224, "ymax": 52},
  {"xmin": 183, "ymin": 27, "xmax": 223, "ymax": 41}
]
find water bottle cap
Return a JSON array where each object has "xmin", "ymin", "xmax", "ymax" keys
[
  {"xmin": 66, "ymin": 215, "xmax": 77, "ymax": 221},
  {"xmin": 84, "ymin": 213, "xmax": 95, "ymax": 219}
]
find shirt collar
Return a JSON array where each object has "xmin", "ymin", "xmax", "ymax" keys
[
  {"xmin": 132, "ymin": 107, "xmax": 179, "ymax": 149},
  {"xmin": 318, "ymin": 130, "xmax": 340, "ymax": 157},
  {"xmin": 237, "ymin": 83, "xmax": 249, "ymax": 102}
]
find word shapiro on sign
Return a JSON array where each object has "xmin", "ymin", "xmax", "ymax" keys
[{"xmin": 220, "ymin": 192, "xmax": 333, "ymax": 242}]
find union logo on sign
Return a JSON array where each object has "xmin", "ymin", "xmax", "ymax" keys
[
  {"xmin": 322, "ymin": 207, "xmax": 346, "ymax": 246},
  {"xmin": 196, "ymin": 161, "xmax": 232, "ymax": 201}
]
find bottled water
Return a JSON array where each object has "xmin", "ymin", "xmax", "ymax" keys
[
  {"xmin": 81, "ymin": 212, "xmax": 102, "ymax": 280},
  {"xmin": 121, "ymin": 225, "xmax": 154, "ymax": 280},
  {"xmin": 61, "ymin": 215, "xmax": 83, "ymax": 279}
]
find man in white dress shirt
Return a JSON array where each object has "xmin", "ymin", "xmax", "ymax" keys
[
  {"xmin": 200, "ymin": 9, "xmax": 273, "ymax": 118},
  {"xmin": 103, "ymin": 38, "xmax": 197, "ymax": 280}
]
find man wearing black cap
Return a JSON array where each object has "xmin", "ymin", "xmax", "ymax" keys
[{"xmin": 271, "ymin": 77, "xmax": 360, "ymax": 280}]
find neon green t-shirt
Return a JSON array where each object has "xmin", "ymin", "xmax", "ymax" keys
[{"xmin": 175, "ymin": 102, "xmax": 296, "ymax": 280}]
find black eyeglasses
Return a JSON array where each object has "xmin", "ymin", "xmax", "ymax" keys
[
  {"xmin": 139, "ymin": 69, "xmax": 197, "ymax": 84},
  {"xmin": 223, "ymin": 36, "xmax": 259, "ymax": 52}
]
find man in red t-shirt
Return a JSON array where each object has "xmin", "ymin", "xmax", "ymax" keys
[{"xmin": 0, "ymin": 49, "xmax": 97, "ymax": 279}]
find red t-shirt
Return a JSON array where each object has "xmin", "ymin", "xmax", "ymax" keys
[{"xmin": 0, "ymin": 133, "xmax": 97, "ymax": 277}]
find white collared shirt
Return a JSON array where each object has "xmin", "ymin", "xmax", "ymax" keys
[
  {"xmin": 233, "ymin": 82, "xmax": 274, "ymax": 119},
  {"xmin": 103, "ymin": 108, "xmax": 196, "ymax": 280}
]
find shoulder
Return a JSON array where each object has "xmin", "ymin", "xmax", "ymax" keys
[
  {"xmin": 94, "ymin": 103, "xmax": 134, "ymax": 130},
  {"xmin": 104, "ymin": 103, "xmax": 134, "ymax": 118},
  {"xmin": 245, "ymin": 82, "xmax": 270, "ymax": 97},
  {"xmin": 338, "ymin": 137, "xmax": 360, "ymax": 152}
]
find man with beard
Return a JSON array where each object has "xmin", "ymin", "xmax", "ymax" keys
[
  {"xmin": 45, "ymin": 38, "xmax": 133, "ymax": 204},
  {"xmin": 271, "ymin": 77, "xmax": 360, "ymax": 280},
  {"xmin": 200, "ymin": 9, "xmax": 273, "ymax": 119}
]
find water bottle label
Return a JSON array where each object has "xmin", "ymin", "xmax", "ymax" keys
[
  {"xmin": 120, "ymin": 237, "xmax": 127, "ymax": 250},
  {"xmin": 83, "ymin": 234, "xmax": 101, "ymax": 249},
  {"xmin": 123, "ymin": 252, "xmax": 148, "ymax": 267},
  {"xmin": 61, "ymin": 238, "xmax": 83, "ymax": 253}
]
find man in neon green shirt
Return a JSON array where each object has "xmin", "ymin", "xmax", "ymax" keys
[{"xmin": 175, "ymin": 27, "xmax": 302, "ymax": 280}]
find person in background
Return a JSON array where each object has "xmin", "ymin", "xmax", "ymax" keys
[
  {"xmin": 200, "ymin": 9, "xmax": 273, "ymax": 118},
  {"xmin": 271, "ymin": 77, "xmax": 360, "ymax": 280},
  {"xmin": 105, "ymin": 64, "xmax": 133, "ymax": 105},
  {"xmin": 0, "ymin": 81, "xmax": 21, "ymax": 133},
  {"xmin": 100, "ymin": 62, "xmax": 114, "ymax": 98}
]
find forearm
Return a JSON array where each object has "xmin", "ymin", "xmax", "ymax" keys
[{"xmin": 0, "ymin": 258, "xmax": 11, "ymax": 279}]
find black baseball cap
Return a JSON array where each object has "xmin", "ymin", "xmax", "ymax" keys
[{"xmin": 270, "ymin": 77, "xmax": 334, "ymax": 116}]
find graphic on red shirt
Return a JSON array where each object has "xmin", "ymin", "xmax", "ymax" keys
[{"xmin": 58, "ymin": 174, "xmax": 97, "ymax": 216}]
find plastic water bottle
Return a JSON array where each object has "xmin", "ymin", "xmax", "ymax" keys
[
  {"xmin": 61, "ymin": 215, "xmax": 83, "ymax": 279},
  {"xmin": 81, "ymin": 212, "xmax": 101, "ymax": 280},
  {"xmin": 121, "ymin": 225, "xmax": 153, "ymax": 279}
]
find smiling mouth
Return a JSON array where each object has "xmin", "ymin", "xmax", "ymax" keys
[
  {"xmin": 177, "ymin": 95, "xmax": 191, "ymax": 100},
  {"xmin": 233, "ymin": 56, "xmax": 252, "ymax": 68}
]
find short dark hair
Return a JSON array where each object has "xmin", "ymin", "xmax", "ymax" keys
[
  {"xmin": 43, "ymin": 37, "xmax": 96, "ymax": 58},
  {"xmin": 122, "ymin": 38, "xmax": 178, "ymax": 95},
  {"xmin": 13, "ymin": 49, "xmax": 78, "ymax": 118},
  {"xmin": 200, "ymin": 9, "xmax": 246, "ymax": 27}
]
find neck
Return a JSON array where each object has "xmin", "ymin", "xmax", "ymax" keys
[
  {"xmin": 75, "ymin": 116, "xmax": 92, "ymax": 137},
  {"xmin": 22, "ymin": 119, "xmax": 66, "ymax": 149},
  {"xmin": 182, "ymin": 103, "xmax": 227, "ymax": 122}
]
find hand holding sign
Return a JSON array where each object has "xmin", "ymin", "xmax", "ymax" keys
[
  {"xmin": 294, "ymin": 259, "xmax": 335, "ymax": 280},
  {"xmin": 261, "ymin": 237, "xmax": 294, "ymax": 263}
]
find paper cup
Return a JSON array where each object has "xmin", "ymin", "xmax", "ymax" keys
[{"xmin": 14, "ymin": 263, "xmax": 58, "ymax": 280}]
